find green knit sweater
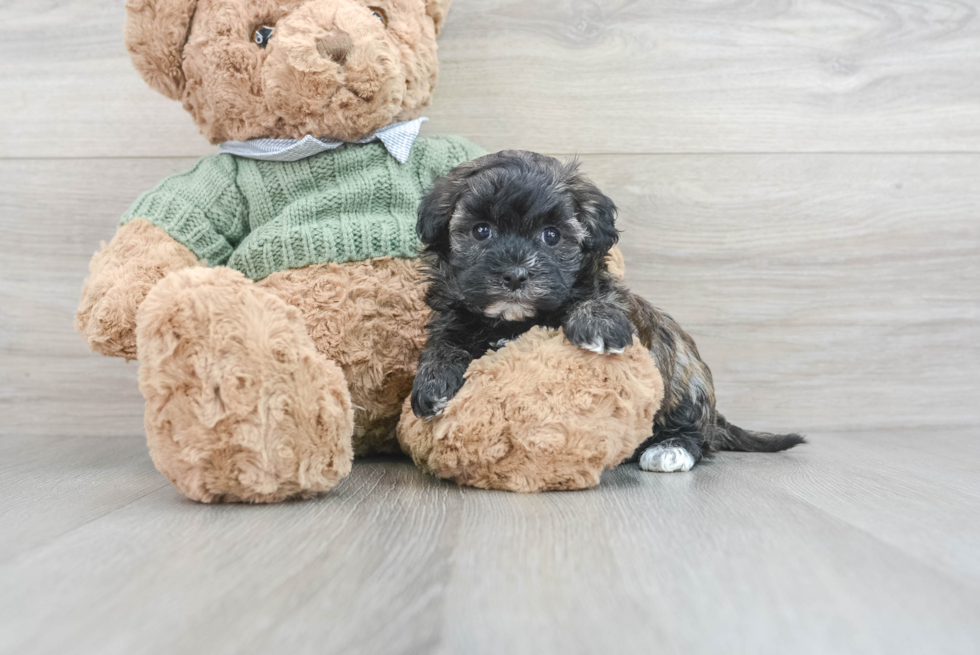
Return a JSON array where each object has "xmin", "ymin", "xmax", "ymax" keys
[{"xmin": 121, "ymin": 135, "xmax": 486, "ymax": 280}]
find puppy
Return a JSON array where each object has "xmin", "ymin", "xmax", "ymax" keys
[{"xmin": 411, "ymin": 150, "xmax": 803, "ymax": 472}]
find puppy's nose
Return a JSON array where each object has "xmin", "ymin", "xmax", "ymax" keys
[
  {"xmin": 316, "ymin": 31, "xmax": 353, "ymax": 65},
  {"xmin": 502, "ymin": 268, "xmax": 529, "ymax": 291}
]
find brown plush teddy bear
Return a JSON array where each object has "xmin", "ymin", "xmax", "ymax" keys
[{"xmin": 76, "ymin": 0, "xmax": 664, "ymax": 502}]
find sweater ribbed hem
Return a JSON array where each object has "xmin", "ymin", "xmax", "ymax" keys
[{"xmin": 228, "ymin": 211, "xmax": 422, "ymax": 281}]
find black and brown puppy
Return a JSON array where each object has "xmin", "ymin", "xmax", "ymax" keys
[{"xmin": 411, "ymin": 150, "xmax": 803, "ymax": 472}]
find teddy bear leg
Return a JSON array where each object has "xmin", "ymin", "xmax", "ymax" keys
[{"xmin": 135, "ymin": 267, "xmax": 355, "ymax": 503}]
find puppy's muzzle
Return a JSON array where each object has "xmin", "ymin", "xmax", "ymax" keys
[{"xmin": 502, "ymin": 267, "xmax": 529, "ymax": 292}]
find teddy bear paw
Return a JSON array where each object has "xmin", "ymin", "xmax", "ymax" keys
[{"xmin": 135, "ymin": 267, "xmax": 355, "ymax": 503}]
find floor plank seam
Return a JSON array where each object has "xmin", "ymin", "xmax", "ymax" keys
[{"xmin": 1, "ymin": 480, "xmax": 172, "ymax": 567}]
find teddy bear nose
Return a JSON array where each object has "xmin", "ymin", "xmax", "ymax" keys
[{"xmin": 316, "ymin": 31, "xmax": 353, "ymax": 65}]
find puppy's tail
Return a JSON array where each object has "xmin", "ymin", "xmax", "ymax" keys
[{"xmin": 713, "ymin": 413, "xmax": 805, "ymax": 453}]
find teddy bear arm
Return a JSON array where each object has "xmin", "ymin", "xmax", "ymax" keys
[
  {"xmin": 119, "ymin": 155, "xmax": 247, "ymax": 267},
  {"xmin": 397, "ymin": 327, "xmax": 664, "ymax": 492},
  {"xmin": 77, "ymin": 155, "xmax": 251, "ymax": 359},
  {"xmin": 76, "ymin": 219, "xmax": 201, "ymax": 360}
]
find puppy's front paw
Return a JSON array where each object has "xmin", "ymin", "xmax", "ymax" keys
[
  {"xmin": 411, "ymin": 369, "xmax": 465, "ymax": 419},
  {"xmin": 563, "ymin": 306, "xmax": 633, "ymax": 355}
]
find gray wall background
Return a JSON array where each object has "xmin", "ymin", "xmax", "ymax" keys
[{"xmin": 2, "ymin": 0, "xmax": 978, "ymax": 438}]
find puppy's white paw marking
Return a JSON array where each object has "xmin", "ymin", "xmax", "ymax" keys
[
  {"xmin": 579, "ymin": 339, "xmax": 608, "ymax": 354},
  {"xmin": 577, "ymin": 338, "xmax": 624, "ymax": 355},
  {"xmin": 639, "ymin": 445, "xmax": 695, "ymax": 473},
  {"xmin": 423, "ymin": 397, "xmax": 448, "ymax": 422}
]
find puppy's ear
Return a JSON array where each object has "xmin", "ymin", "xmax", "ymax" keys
[
  {"xmin": 418, "ymin": 156, "xmax": 486, "ymax": 247},
  {"xmin": 562, "ymin": 162, "xmax": 620, "ymax": 254},
  {"xmin": 125, "ymin": 0, "xmax": 198, "ymax": 101},
  {"xmin": 418, "ymin": 171, "xmax": 464, "ymax": 246}
]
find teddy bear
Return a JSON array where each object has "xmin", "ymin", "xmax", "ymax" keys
[{"xmin": 75, "ymin": 0, "xmax": 665, "ymax": 502}]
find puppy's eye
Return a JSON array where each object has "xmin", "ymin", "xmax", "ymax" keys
[
  {"xmin": 369, "ymin": 6, "xmax": 388, "ymax": 26},
  {"xmin": 251, "ymin": 25, "xmax": 274, "ymax": 48},
  {"xmin": 541, "ymin": 227, "xmax": 561, "ymax": 246},
  {"xmin": 473, "ymin": 223, "xmax": 493, "ymax": 241}
]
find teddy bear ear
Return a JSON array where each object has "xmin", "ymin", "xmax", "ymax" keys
[
  {"xmin": 124, "ymin": 0, "xmax": 199, "ymax": 101},
  {"xmin": 425, "ymin": 0, "xmax": 453, "ymax": 34}
]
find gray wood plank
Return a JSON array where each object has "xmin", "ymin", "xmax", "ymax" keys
[
  {"xmin": 588, "ymin": 153, "xmax": 980, "ymax": 432},
  {"xmin": 723, "ymin": 429, "xmax": 980, "ymax": 585},
  {"xmin": 2, "ymin": 0, "xmax": 979, "ymax": 158},
  {"xmin": 2, "ymin": 155, "xmax": 977, "ymax": 438},
  {"xmin": 0, "ymin": 445, "xmax": 465, "ymax": 655},
  {"xmin": 436, "ymin": 442, "xmax": 980, "ymax": 655},
  {"xmin": 0, "ymin": 158, "xmax": 200, "ymax": 439},
  {"xmin": 1, "ymin": 433, "xmax": 979, "ymax": 655},
  {"xmin": 0, "ymin": 435, "xmax": 167, "ymax": 561}
]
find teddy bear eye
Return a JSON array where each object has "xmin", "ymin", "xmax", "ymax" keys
[
  {"xmin": 369, "ymin": 7, "xmax": 388, "ymax": 27},
  {"xmin": 251, "ymin": 25, "xmax": 274, "ymax": 48},
  {"xmin": 541, "ymin": 227, "xmax": 561, "ymax": 246},
  {"xmin": 473, "ymin": 223, "xmax": 493, "ymax": 241}
]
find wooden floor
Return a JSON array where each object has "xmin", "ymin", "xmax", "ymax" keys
[
  {"xmin": 2, "ymin": 0, "xmax": 979, "ymax": 653},
  {"xmin": 2, "ymin": 430, "xmax": 979, "ymax": 654}
]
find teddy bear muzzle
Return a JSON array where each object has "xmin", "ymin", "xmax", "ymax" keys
[
  {"xmin": 316, "ymin": 31, "xmax": 353, "ymax": 65},
  {"xmin": 262, "ymin": 1, "xmax": 405, "ymax": 141}
]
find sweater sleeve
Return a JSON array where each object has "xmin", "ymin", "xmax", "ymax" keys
[
  {"xmin": 120, "ymin": 154, "xmax": 248, "ymax": 267},
  {"xmin": 443, "ymin": 135, "xmax": 488, "ymax": 172}
]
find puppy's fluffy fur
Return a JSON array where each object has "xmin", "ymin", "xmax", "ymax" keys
[{"xmin": 412, "ymin": 150, "xmax": 803, "ymax": 470}]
